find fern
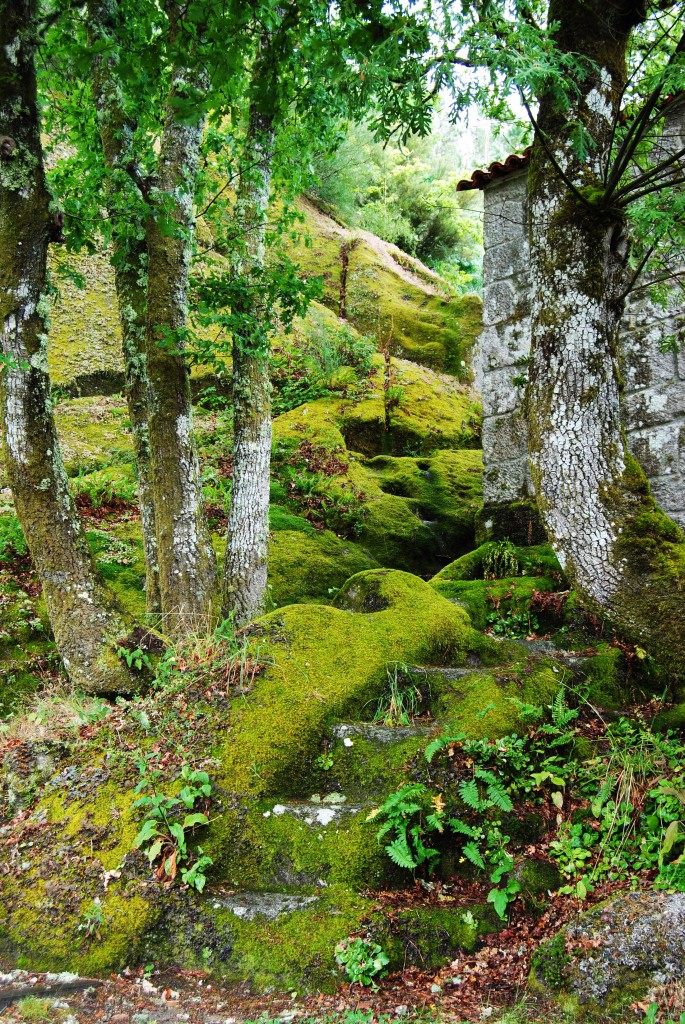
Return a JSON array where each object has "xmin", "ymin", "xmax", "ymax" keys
[
  {"xmin": 463, "ymin": 841, "xmax": 486, "ymax": 870},
  {"xmin": 424, "ymin": 732, "xmax": 466, "ymax": 764},
  {"xmin": 387, "ymin": 833, "xmax": 417, "ymax": 869},
  {"xmin": 459, "ymin": 778, "xmax": 481, "ymax": 809},
  {"xmin": 448, "ymin": 817, "xmax": 478, "ymax": 839}
]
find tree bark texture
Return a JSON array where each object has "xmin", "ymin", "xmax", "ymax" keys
[
  {"xmin": 0, "ymin": 0, "xmax": 141, "ymax": 694},
  {"xmin": 222, "ymin": 107, "xmax": 275, "ymax": 625},
  {"xmin": 87, "ymin": 0, "xmax": 160, "ymax": 612},
  {"xmin": 528, "ymin": 0, "xmax": 685, "ymax": 673},
  {"xmin": 144, "ymin": 58, "xmax": 218, "ymax": 633}
]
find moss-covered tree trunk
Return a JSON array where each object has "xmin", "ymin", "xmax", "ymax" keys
[
  {"xmin": 0, "ymin": 0, "xmax": 141, "ymax": 694},
  {"xmin": 87, "ymin": 0, "xmax": 160, "ymax": 612},
  {"xmin": 144, "ymin": 47, "xmax": 218, "ymax": 633},
  {"xmin": 528, "ymin": 0, "xmax": 685, "ymax": 673},
  {"xmin": 222, "ymin": 105, "xmax": 275, "ymax": 625}
]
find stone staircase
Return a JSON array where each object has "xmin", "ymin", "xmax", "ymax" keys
[{"xmin": 148, "ymin": 643, "xmax": 595, "ymax": 991}]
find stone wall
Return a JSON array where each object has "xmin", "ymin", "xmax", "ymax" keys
[{"xmin": 476, "ymin": 169, "xmax": 685, "ymax": 529}]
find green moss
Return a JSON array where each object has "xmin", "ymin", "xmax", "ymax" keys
[
  {"xmin": 431, "ymin": 574, "xmax": 559, "ymax": 631},
  {"xmin": 426, "ymin": 659, "xmax": 562, "ymax": 740},
  {"xmin": 434, "ymin": 543, "xmax": 563, "ymax": 583},
  {"xmin": 531, "ymin": 933, "xmax": 570, "ymax": 990},
  {"xmin": 579, "ymin": 646, "xmax": 625, "ymax": 710},
  {"xmin": 48, "ymin": 249, "xmax": 125, "ymax": 396},
  {"xmin": 374, "ymin": 901, "xmax": 499, "ymax": 967},
  {"xmin": 603, "ymin": 453, "xmax": 685, "ymax": 681},
  {"xmin": 267, "ymin": 528, "xmax": 378, "ymax": 607},
  {"xmin": 269, "ymin": 505, "xmax": 316, "ymax": 535},
  {"xmin": 215, "ymin": 570, "xmax": 496, "ymax": 804}
]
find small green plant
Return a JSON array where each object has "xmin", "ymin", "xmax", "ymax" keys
[
  {"xmin": 486, "ymin": 608, "xmax": 539, "ymax": 638},
  {"xmin": 0, "ymin": 514, "xmax": 27, "ymax": 563},
  {"xmin": 367, "ymin": 782, "xmax": 445, "ymax": 870},
  {"xmin": 132, "ymin": 758, "xmax": 213, "ymax": 891},
  {"xmin": 372, "ymin": 663, "xmax": 423, "ymax": 726},
  {"xmin": 483, "ymin": 539, "xmax": 520, "ymax": 580},
  {"xmin": 643, "ymin": 1003, "xmax": 685, "ymax": 1024},
  {"xmin": 118, "ymin": 645, "xmax": 153, "ymax": 673},
  {"xmin": 334, "ymin": 936, "xmax": 390, "ymax": 988},
  {"xmin": 78, "ymin": 898, "xmax": 105, "ymax": 939}
]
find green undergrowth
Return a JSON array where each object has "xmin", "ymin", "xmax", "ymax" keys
[{"xmin": 0, "ymin": 569, "xmax": 502, "ymax": 978}]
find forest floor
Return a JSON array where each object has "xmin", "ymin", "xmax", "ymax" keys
[{"xmin": 0, "ymin": 872, "xmax": 665, "ymax": 1024}]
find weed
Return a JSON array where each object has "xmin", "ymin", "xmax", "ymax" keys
[
  {"xmin": 372, "ymin": 664, "xmax": 424, "ymax": 726},
  {"xmin": 334, "ymin": 936, "xmax": 390, "ymax": 988},
  {"xmin": 132, "ymin": 758, "xmax": 214, "ymax": 891}
]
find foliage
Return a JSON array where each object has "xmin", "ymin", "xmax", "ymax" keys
[
  {"xmin": 334, "ymin": 936, "xmax": 390, "ymax": 988},
  {"xmin": 0, "ymin": 515, "xmax": 28, "ymax": 563},
  {"xmin": 372, "ymin": 663, "xmax": 424, "ymax": 726},
  {"xmin": 132, "ymin": 758, "xmax": 213, "ymax": 891},
  {"xmin": 483, "ymin": 540, "xmax": 520, "ymax": 581},
  {"xmin": 366, "ymin": 783, "xmax": 445, "ymax": 871}
]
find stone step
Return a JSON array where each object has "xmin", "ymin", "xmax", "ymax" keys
[
  {"xmin": 207, "ymin": 889, "xmax": 320, "ymax": 921},
  {"xmin": 266, "ymin": 796, "xmax": 370, "ymax": 827},
  {"xmin": 329, "ymin": 721, "xmax": 435, "ymax": 745}
]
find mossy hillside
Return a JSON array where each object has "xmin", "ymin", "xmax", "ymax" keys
[
  {"xmin": 54, "ymin": 397, "xmax": 133, "ymax": 476},
  {"xmin": 340, "ymin": 357, "xmax": 481, "ymax": 457},
  {"xmin": 213, "ymin": 570, "xmax": 499, "ymax": 806},
  {"xmin": 346, "ymin": 240, "xmax": 482, "ymax": 376},
  {"xmin": 0, "ymin": 571, "xmax": 500, "ymax": 977},
  {"xmin": 279, "ymin": 198, "xmax": 483, "ymax": 376}
]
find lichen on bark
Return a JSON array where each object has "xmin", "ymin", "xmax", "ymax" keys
[{"xmin": 222, "ymin": 95, "xmax": 276, "ymax": 625}]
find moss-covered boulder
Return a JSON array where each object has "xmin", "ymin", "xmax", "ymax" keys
[
  {"xmin": 530, "ymin": 891, "xmax": 685, "ymax": 1016},
  {"xmin": 267, "ymin": 523, "xmax": 378, "ymax": 607}
]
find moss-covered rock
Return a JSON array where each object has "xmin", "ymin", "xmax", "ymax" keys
[
  {"xmin": 267, "ymin": 528, "xmax": 378, "ymax": 607},
  {"xmin": 434, "ymin": 542, "xmax": 563, "ymax": 584},
  {"xmin": 0, "ymin": 570, "xmax": 499, "ymax": 981},
  {"xmin": 530, "ymin": 891, "xmax": 685, "ymax": 1017}
]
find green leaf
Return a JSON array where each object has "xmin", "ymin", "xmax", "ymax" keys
[
  {"xmin": 182, "ymin": 812, "xmax": 209, "ymax": 829},
  {"xmin": 132, "ymin": 819, "xmax": 159, "ymax": 849}
]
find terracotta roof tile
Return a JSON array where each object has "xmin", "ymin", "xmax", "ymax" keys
[{"xmin": 456, "ymin": 147, "xmax": 532, "ymax": 191}]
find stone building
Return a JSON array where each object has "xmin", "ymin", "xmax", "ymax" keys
[{"xmin": 458, "ymin": 147, "xmax": 685, "ymax": 536}]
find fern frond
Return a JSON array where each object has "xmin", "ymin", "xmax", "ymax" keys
[
  {"xmin": 387, "ymin": 835, "xmax": 417, "ymax": 870},
  {"xmin": 459, "ymin": 778, "xmax": 481, "ymax": 810},
  {"xmin": 462, "ymin": 841, "xmax": 485, "ymax": 870}
]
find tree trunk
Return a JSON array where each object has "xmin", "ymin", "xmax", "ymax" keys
[
  {"xmin": 144, "ymin": 60, "xmax": 218, "ymax": 633},
  {"xmin": 528, "ymin": 0, "xmax": 685, "ymax": 673},
  {"xmin": 222, "ymin": 107, "xmax": 275, "ymax": 625},
  {"xmin": 87, "ymin": 0, "xmax": 160, "ymax": 612},
  {"xmin": 0, "ymin": 0, "xmax": 142, "ymax": 694}
]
